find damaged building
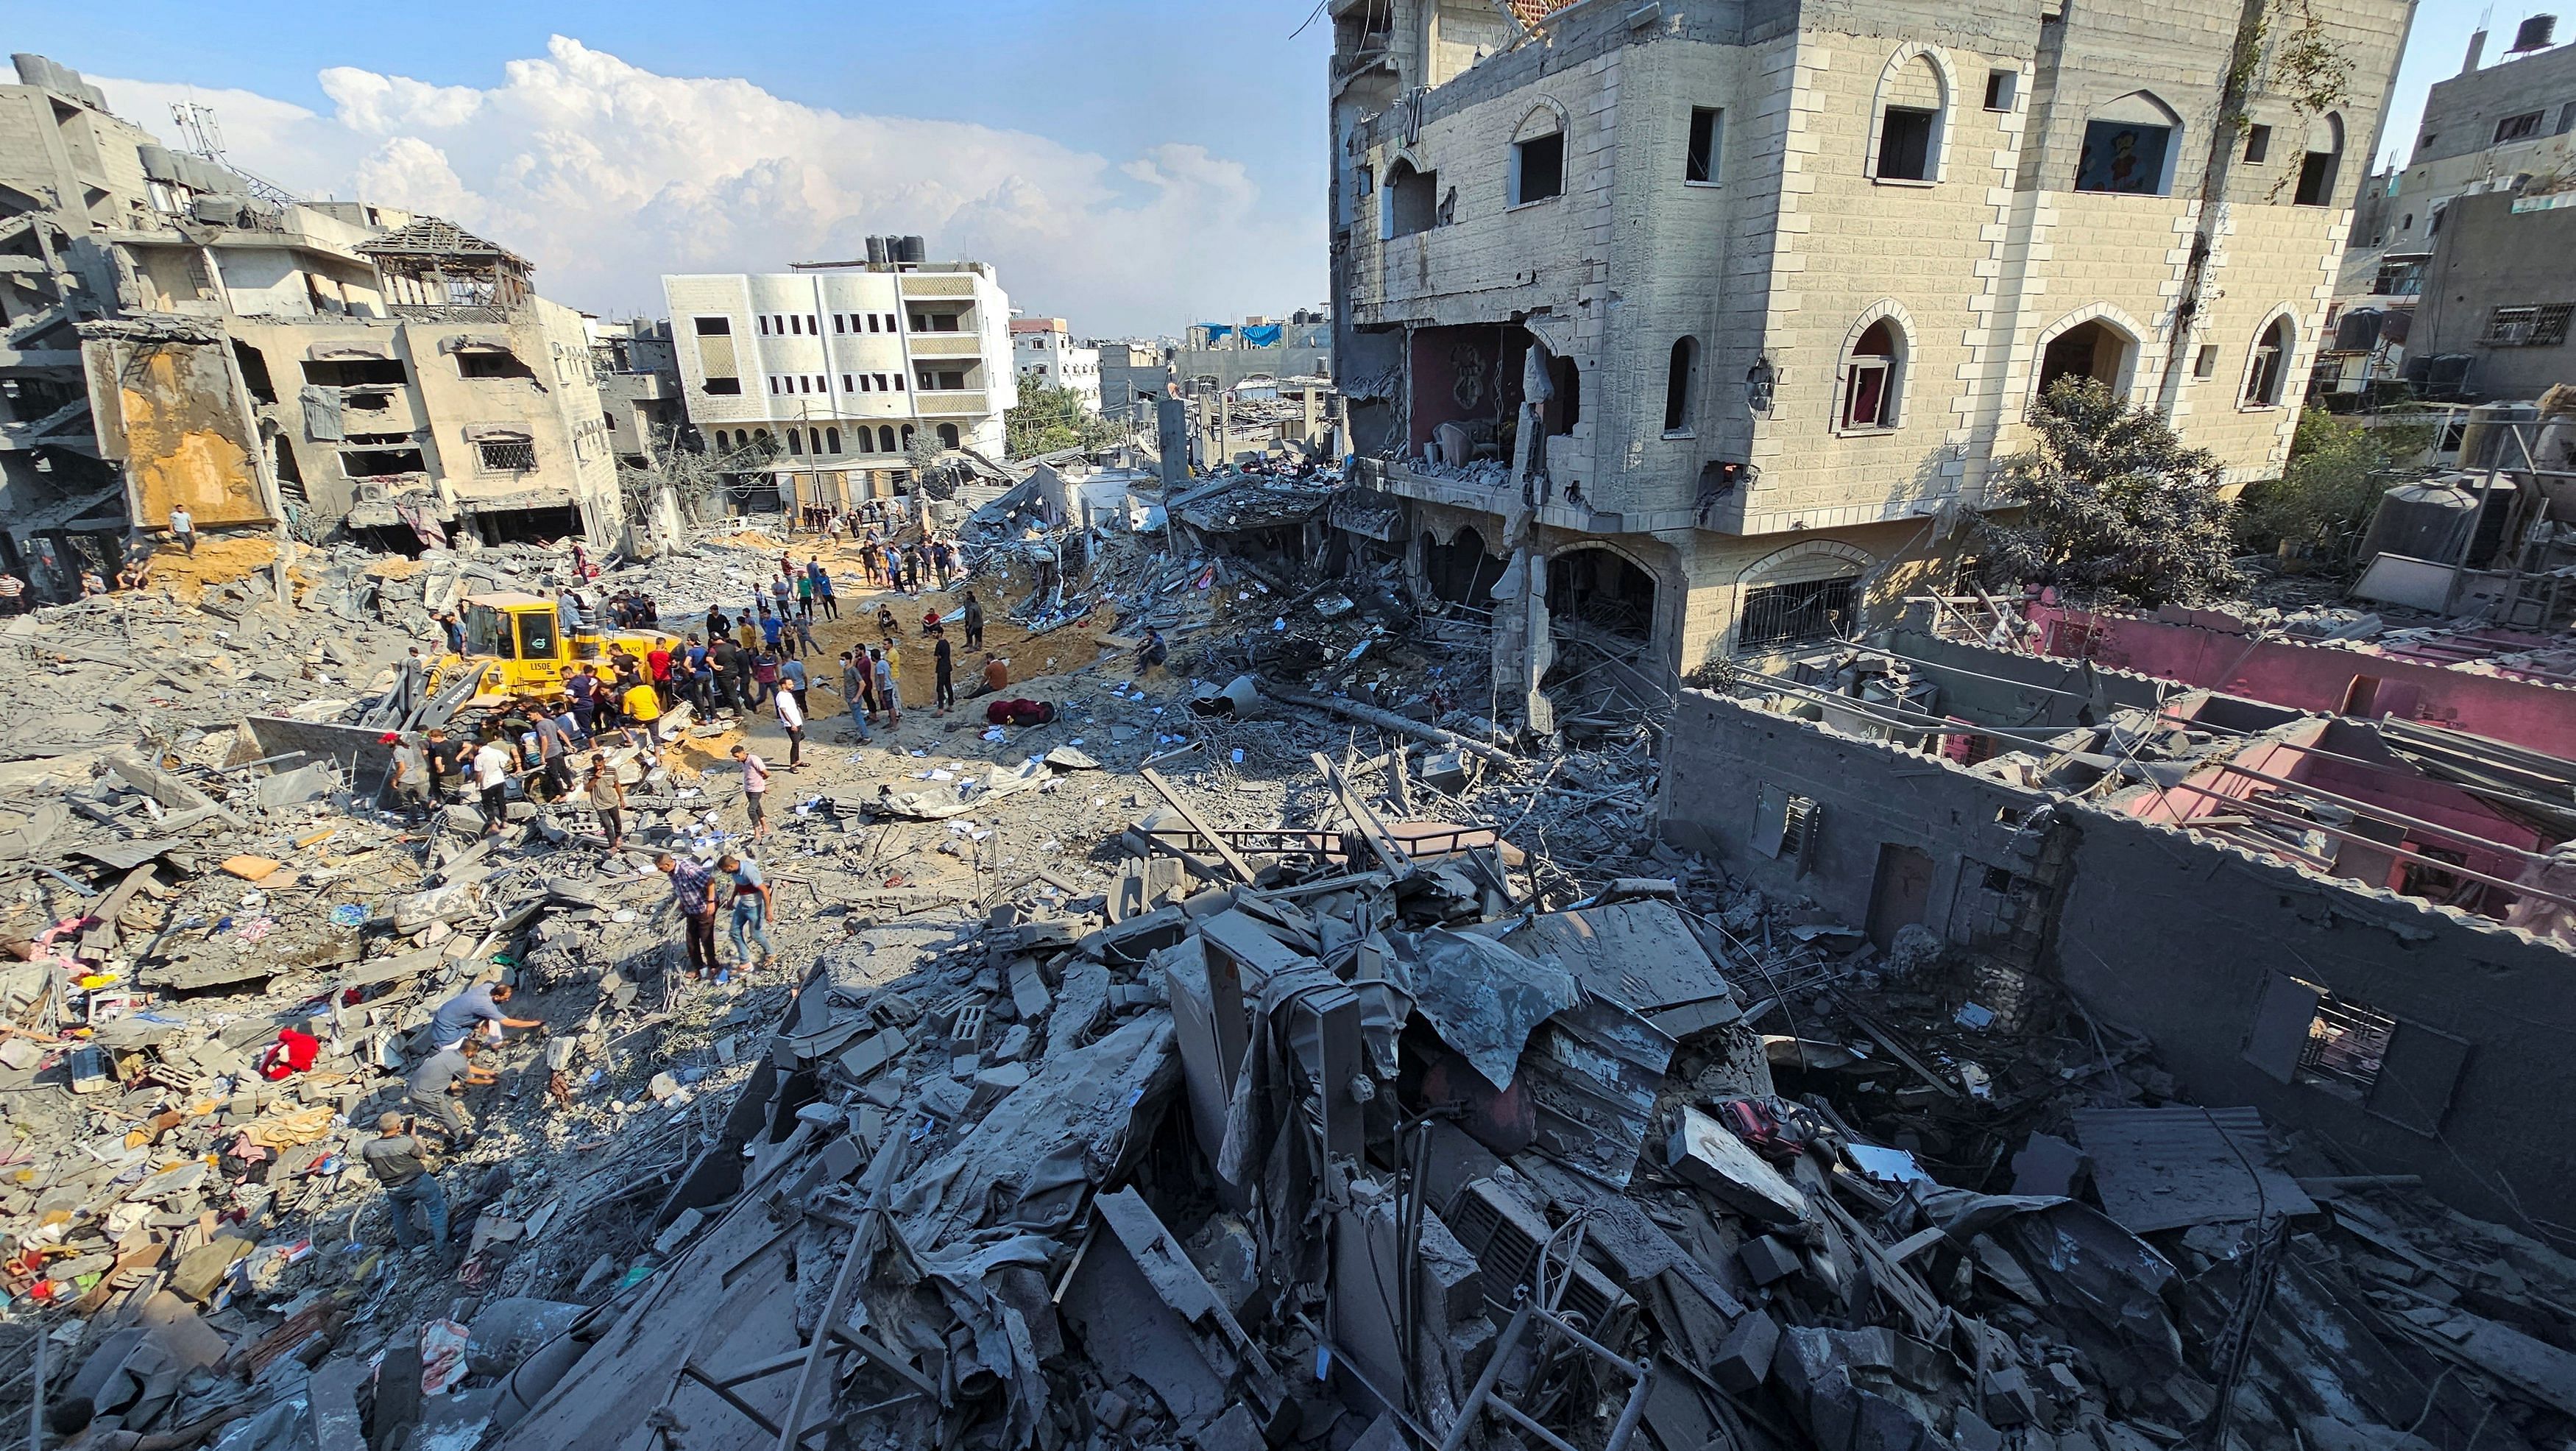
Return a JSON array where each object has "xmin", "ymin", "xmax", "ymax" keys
[
  {"xmin": 1658, "ymin": 601, "xmax": 2576, "ymax": 1225},
  {"xmin": 2, "ymin": 55, "xmax": 629, "ymax": 562},
  {"xmin": 1326, "ymin": 0, "xmax": 2413, "ymax": 727}
]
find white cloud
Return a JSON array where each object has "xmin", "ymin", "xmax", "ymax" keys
[{"xmin": 88, "ymin": 36, "xmax": 1317, "ymax": 335}]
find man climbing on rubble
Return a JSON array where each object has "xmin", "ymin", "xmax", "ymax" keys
[
  {"xmin": 659, "ymin": 852, "xmax": 721, "ymax": 981},
  {"xmin": 428, "ymin": 981, "xmax": 542, "ymax": 1053},
  {"xmin": 534, "ymin": 698, "xmax": 577, "ymax": 799},
  {"xmin": 621, "ymin": 671, "xmax": 663, "ymax": 742},
  {"xmin": 362, "ymin": 1110, "xmax": 447, "ymax": 1256},
  {"xmin": 721, "ymin": 852, "xmax": 776, "ymax": 974},
  {"xmin": 166, "ymin": 502, "xmax": 197, "ymax": 556},
  {"xmin": 407, "ymin": 1040, "xmax": 492, "ymax": 1146},
  {"xmin": 732, "ymin": 743, "xmax": 772, "ymax": 838},
  {"xmin": 584, "ymin": 752, "xmax": 626, "ymax": 851}
]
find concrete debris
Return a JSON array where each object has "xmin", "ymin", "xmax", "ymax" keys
[{"xmin": 4, "ymin": 499, "xmax": 2568, "ymax": 1451}]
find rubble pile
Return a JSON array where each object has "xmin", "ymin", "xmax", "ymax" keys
[{"xmin": 6, "ymin": 498, "xmax": 2572, "ymax": 1451}]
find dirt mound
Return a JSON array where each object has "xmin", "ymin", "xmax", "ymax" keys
[{"xmin": 142, "ymin": 535, "xmax": 280, "ymax": 601}]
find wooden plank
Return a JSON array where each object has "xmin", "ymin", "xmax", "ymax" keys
[
  {"xmin": 1309, "ymin": 753, "xmax": 1411, "ymax": 875},
  {"xmin": 1139, "ymin": 768, "xmax": 1256, "ymax": 883}
]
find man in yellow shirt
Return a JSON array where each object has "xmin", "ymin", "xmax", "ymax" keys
[{"xmin": 622, "ymin": 677, "xmax": 662, "ymax": 736}]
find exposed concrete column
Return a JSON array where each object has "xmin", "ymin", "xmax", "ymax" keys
[{"xmin": 1489, "ymin": 508, "xmax": 1554, "ymax": 736}]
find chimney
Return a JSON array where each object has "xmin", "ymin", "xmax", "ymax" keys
[{"xmin": 2465, "ymin": 25, "xmax": 2489, "ymax": 72}]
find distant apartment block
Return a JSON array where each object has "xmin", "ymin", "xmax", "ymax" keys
[
  {"xmin": 1011, "ymin": 316, "xmax": 1101, "ymax": 414},
  {"xmin": 2328, "ymin": 19, "xmax": 2576, "ymax": 399},
  {"xmin": 663, "ymin": 252, "xmax": 1016, "ymax": 500}
]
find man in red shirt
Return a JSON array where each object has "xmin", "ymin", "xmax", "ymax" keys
[{"xmin": 647, "ymin": 642, "xmax": 674, "ymax": 707}]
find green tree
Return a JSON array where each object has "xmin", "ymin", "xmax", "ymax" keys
[
  {"xmin": 2234, "ymin": 406, "xmax": 2416, "ymax": 563},
  {"xmin": 1005, "ymin": 383, "xmax": 1128, "ymax": 459},
  {"xmin": 1978, "ymin": 378, "xmax": 2243, "ymax": 607}
]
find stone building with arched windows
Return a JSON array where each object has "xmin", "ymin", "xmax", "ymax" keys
[{"xmin": 1326, "ymin": 0, "xmax": 2410, "ymax": 718}]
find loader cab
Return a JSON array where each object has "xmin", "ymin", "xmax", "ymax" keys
[{"xmin": 461, "ymin": 594, "xmax": 567, "ymax": 665}]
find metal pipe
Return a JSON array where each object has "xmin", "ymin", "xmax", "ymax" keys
[{"xmin": 2150, "ymin": 776, "xmax": 2576, "ymax": 911}]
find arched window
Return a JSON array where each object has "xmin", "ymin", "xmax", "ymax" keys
[
  {"xmin": 1871, "ymin": 52, "xmax": 1947, "ymax": 183},
  {"xmin": 1510, "ymin": 105, "xmax": 1565, "ymax": 205},
  {"xmin": 754, "ymin": 428, "xmax": 771, "ymax": 444},
  {"xmin": 1385, "ymin": 159, "xmax": 1439, "ymax": 238},
  {"xmin": 785, "ymin": 428, "xmax": 804, "ymax": 456},
  {"xmin": 1663, "ymin": 337, "xmax": 1698, "ymax": 435},
  {"xmin": 879, "ymin": 426, "xmax": 896, "ymax": 452},
  {"xmin": 827, "ymin": 427, "xmax": 842, "ymax": 453},
  {"xmin": 900, "ymin": 424, "xmax": 916, "ymax": 451},
  {"xmin": 2243, "ymin": 315, "xmax": 2293, "ymax": 406},
  {"xmin": 2294, "ymin": 112, "xmax": 2344, "ymax": 207},
  {"xmin": 2076, "ymin": 91, "xmax": 2182, "ymax": 196},
  {"xmin": 1840, "ymin": 319, "xmax": 1905, "ymax": 430},
  {"xmin": 938, "ymin": 423, "xmax": 961, "ymax": 448}
]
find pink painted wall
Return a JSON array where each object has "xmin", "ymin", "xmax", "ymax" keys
[{"xmin": 2025, "ymin": 604, "xmax": 2576, "ymax": 760}]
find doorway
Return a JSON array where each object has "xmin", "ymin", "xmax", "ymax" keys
[{"xmin": 1866, "ymin": 843, "xmax": 1937, "ymax": 952}]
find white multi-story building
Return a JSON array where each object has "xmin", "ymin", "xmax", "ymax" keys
[
  {"xmin": 1011, "ymin": 317, "xmax": 1102, "ymax": 414},
  {"xmin": 662, "ymin": 260, "xmax": 1017, "ymax": 504}
]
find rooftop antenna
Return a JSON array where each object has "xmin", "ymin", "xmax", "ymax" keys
[{"xmin": 167, "ymin": 91, "xmax": 302, "ymax": 207}]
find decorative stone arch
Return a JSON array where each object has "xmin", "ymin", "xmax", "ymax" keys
[
  {"xmin": 2078, "ymin": 91, "xmax": 2184, "ymax": 196},
  {"xmin": 1867, "ymin": 43, "xmax": 1959, "ymax": 184},
  {"xmin": 1833, "ymin": 299, "xmax": 1917, "ymax": 431},
  {"xmin": 2237, "ymin": 303, "xmax": 2302, "ymax": 409},
  {"xmin": 1545, "ymin": 538, "xmax": 1670, "ymax": 646},
  {"xmin": 2031, "ymin": 303, "xmax": 2152, "ymax": 404},
  {"xmin": 1512, "ymin": 99, "xmax": 1568, "ymax": 144},
  {"xmin": 1726, "ymin": 540, "xmax": 1883, "ymax": 654}
]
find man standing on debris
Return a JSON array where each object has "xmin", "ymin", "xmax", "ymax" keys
[
  {"xmin": 838, "ymin": 651, "xmax": 871, "ymax": 742},
  {"xmin": 779, "ymin": 648, "xmax": 809, "ymax": 705},
  {"xmin": 532, "ymin": 700, "xmax": 575, "ymax": 799},
  {"xmin": 732, "ymin": 742, "xmax": 772, "ymax": 838},
  {"xmin": 407, "ymin": 1040, "xmax": 492, "ymax": 1145},
  {"xmin": 873, "ymin": 645, "xmax": 900, "ymax": 725},
  {"xmin": 934, "ymin": 631, "xmax": 955, "ymax": 713},
  {"xmin": 423, "ymin": 726, "xmax": 464, "ymax": 805},
  {"xmin": 0, "ymin": 570, "xmax": 23, "ymax": 616},
  {"xmin": 659, "ymin": 852, "xmax": 721, "ymax": 980},
  {"xmin": 962, "ymin": 589, "xmax": 984, "ymax": 650},
  {"xmin": 472, "ymin": 731, "xmax": 514, "ymax": 836},
  {"xmin": 810, "ymin": 557, "xmax": 838, "ymax": 620},
  {"xmin": 387, "ymin": 732, "xmax": 431, "ymax": 821},
  {"xmin": 584, "ymin": 752, "xmax": 626, "ymax": 851},
  {"xmin": 429, "ymin": 980, "xmax": 542, "ymax": 1053},
  {"xmin": 363, "ymin": 1111, "xmax": 447, "ymax": 1253},
  {"xmin": 776, "ymin": 677, "xmax": 807, "ymax": 770},
  {"xmin": 721, "ymin": 852, "xmax": 776, "ymax": 973},
  {"xmin": 621, "ymin": 671, "xmax": 662, "ymax": 742},
  {"xmin": 168, "ymin": 503, "xmax": 197, "ymax": 556},
  {"xmin": 647, "ymin": 639, "xmax": 674, "ymax": 707}
]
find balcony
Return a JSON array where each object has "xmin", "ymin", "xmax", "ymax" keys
[
  {"xmin": 897, "ymin": 273, "xmax": 976, "ymax": 299},
  {"xmin": 907, "ymin": 332, "xmax": 985, "ymax": 359},
  {"xmin": 912, "ymin": 389, "xmax": 991, "ymax": 416}
]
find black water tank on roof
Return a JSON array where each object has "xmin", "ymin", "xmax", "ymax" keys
[{"xmin": 2512, "ymin": 14, "xmax": 2555, "ymax": 51}]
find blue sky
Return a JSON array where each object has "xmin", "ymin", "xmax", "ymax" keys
[{"xmin": 4, "ymin": 0, "xmax": 2523, "ymax": 332}]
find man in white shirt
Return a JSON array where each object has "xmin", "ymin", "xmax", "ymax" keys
[
  {"xmin": 472, "ymin": 735, "xmax": 512, "ymax": 836},
  {"xmin": 731, "ymin": 744, "xmax": 770, "ymax": 839},
  {"xmin": 168, "ymin": 504, "xmax": 197, "ymax": 555},
  {"xmin": 775, "ymin": 685, "xmax": 806, "ymax": 771}
]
